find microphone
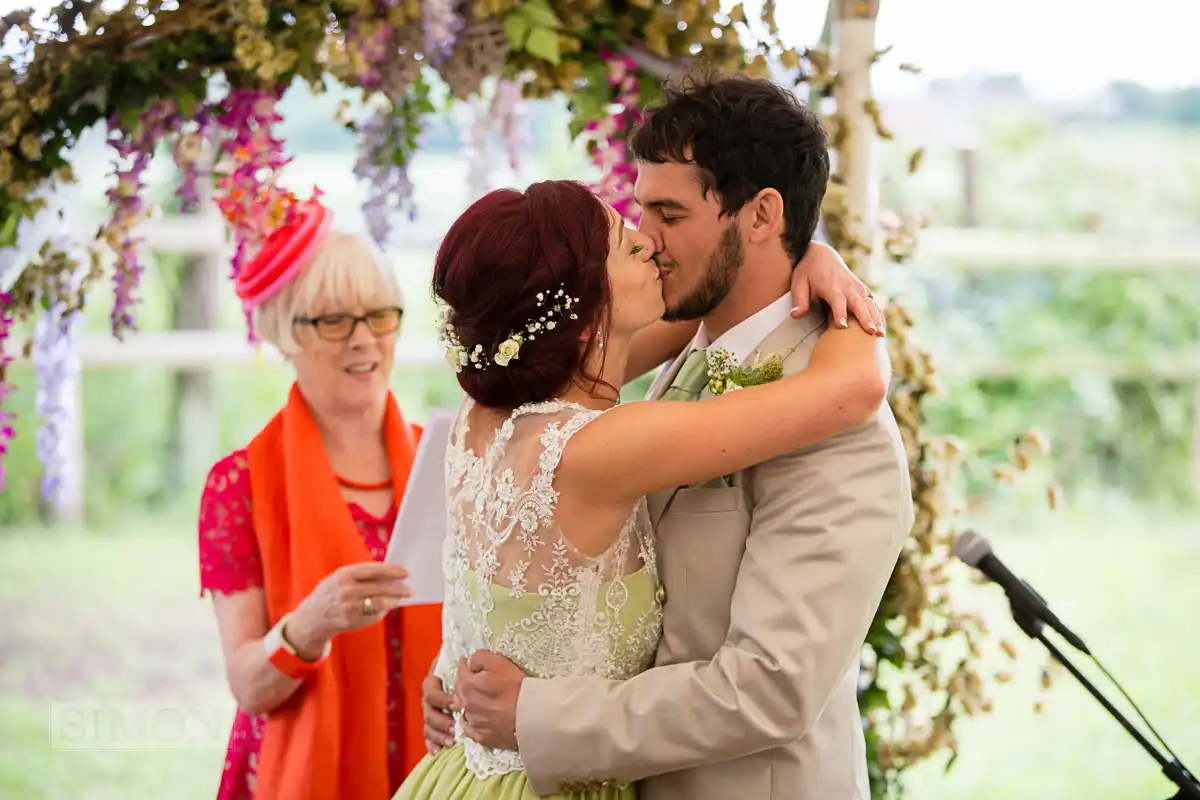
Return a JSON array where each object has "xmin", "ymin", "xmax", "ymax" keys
[
  {"xmin": 954, "ymin": 530, "xmax": 1200, "ymax": 799},
  {"xmin": 952, "ymin": 530, "xmax": 1091, "ymax": 655}
]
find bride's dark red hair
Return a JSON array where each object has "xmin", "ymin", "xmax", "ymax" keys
[{"xmin": 433, "ymin": 180, "xmax": 612, "ymax": 409}]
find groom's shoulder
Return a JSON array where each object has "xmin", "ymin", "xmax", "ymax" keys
[
  {"xmin": 756, "ymin": 303, "xmax": 905, "ymax": 465},
  {"xmin": 775, "ymin": 304, "xmax": 891, "ymax": 386},
  {"xmin": 769, "ymin": 305, "xmax": 830, "ymax": 376}
]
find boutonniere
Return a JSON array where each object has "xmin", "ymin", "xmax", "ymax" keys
[{"xmin": 706, "ymin": 346, "xmax": 796, "ymax": 396}]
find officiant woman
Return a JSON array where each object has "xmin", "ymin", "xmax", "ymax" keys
[{"xmin": 196, "ymin": 193, "xmax": 442, "ymax": 800}]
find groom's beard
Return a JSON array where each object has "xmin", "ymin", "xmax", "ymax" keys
[{"xmin": 661, "ymin": 223, "xmax": 743, "ymax": 322}]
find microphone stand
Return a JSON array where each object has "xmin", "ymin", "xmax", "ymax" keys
[{"xmin": 1008, "ymin": 600, "xmax": 1200, "ymax": 800}]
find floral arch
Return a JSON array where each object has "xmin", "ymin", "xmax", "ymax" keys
[{"xmin": 0, "ymin": 1, "xmax": 1033, "ymax": 795}]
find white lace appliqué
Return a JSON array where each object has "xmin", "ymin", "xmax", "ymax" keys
[{"xmin": 434, "ymin": 398, "xmax": 663, "ymax": 780}]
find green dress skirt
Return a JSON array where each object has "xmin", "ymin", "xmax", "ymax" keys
[
  {"xmin": 394, "ymin": 567, "xmax": 661, "ymax": 800},
  {"xmin": 398, "ymin": 743, "xmax": 634, "ymax": 800}
]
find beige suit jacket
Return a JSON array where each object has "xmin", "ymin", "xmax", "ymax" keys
[{"xmin": 515, "ymin": 308, "xmax": 914, "ymax": 799}]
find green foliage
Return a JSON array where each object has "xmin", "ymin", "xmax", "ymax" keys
[
  {"xmin": 880, "ymin": 116, "xmax": 1200, "ymax": 506},
  {"xmin": 504, "ymin": 0, "xmax": 564, "ymax": 64},
  {"xmin": 728, "ymin": 355, "xmax": 785, "ymax": 388}
]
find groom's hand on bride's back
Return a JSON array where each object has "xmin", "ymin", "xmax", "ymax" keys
[
  {"xmin": 455, "ymin": 651, "xmax": 527, "ymax": 751},
  {"xmin": 422, "ymin": 666, "xmax": 455, "ymax": 755}
]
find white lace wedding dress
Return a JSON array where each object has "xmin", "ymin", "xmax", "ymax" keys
[{"xmin": 396, "ymin": 397, "xmax": 663, "ymax": 800}]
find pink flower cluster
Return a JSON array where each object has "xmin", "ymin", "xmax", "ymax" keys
[
  {"xmin": 460, "ymin": 79, "xmax": 529, "ymax": 201},
  {"xmin": 583, "ymin": 53, "xmax": 644, "ymax": 224},
  {"xmin": 0, "ymin": 291, "xmax": 15, "ymax": 492},
  {"xmin": 213, "ymin": 88, "xmax": 292, "ymax": 276},
  {"xmin": 211, "ymin": 87, "xmax": 295, "ymax": 339},
  {"xmin": 492, "ymin": 79, "xmax": 527, "ymax": 172}
]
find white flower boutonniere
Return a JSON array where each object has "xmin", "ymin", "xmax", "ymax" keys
[{"xmin": 706, "ymin": 346, "xmax": 796, "ymax": 396}]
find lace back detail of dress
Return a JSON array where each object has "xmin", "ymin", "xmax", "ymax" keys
[{"xmin": 438, "ymin": 397, "xmax": 663, "ymax": 780}]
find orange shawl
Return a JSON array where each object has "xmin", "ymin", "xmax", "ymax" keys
[{"xmin": 246, "ymin": 384, "xmax": 443, "ymax": 800}]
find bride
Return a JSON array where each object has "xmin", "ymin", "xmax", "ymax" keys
[{"xmin": 396, "ymin": 179, "xmax": 884, "ymax": 800}]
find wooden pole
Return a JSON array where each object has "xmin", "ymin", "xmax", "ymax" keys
[
  {"xmin": 162, "ymin": 187, "xmax": 221, "ymax": 498},
  {"xmin": 833, "ymin": 0, "xmax": 881, "ymax": 281},
  {"xmin": 162, "ymin": 249, "xmax": 220, "ymax": 497},
  {"xmin": 958, "ymin": 146, "xmax": 980, "ymax": 227}
]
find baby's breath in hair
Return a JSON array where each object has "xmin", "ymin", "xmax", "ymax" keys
[{"xmin": 440, "ymin": 284, "xmax": 581, "ymax": 374}]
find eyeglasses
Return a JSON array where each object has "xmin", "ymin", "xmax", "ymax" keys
[{"xmin": 293, "ymin": 307, "xmax": 404, "ymax": 342}]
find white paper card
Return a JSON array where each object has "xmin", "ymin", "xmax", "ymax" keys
[{"xmin": 385, "ymin": 408, "xmax": 455, "ymax": 606}]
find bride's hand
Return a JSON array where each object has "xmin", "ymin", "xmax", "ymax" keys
[
  {"xmin": 789, "ymin": 241, "xmax": 885, "ymax": 335},
  {"xmin": 423, "ymin": 669, "xmax": 455, "ymax": 755}
]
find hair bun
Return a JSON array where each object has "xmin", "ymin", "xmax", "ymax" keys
[{"xmin": 432, "ymin": 181, "xmax": 613, "ymax": 409}]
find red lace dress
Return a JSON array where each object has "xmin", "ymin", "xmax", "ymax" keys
[{"xmin": 198, "ymin": 449, "xmax": 408, "ymax": 800}]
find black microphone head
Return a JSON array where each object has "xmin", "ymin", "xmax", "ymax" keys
[{"xmin": 952, "ymin": 530, "xmax": 993, "ymax": 567}]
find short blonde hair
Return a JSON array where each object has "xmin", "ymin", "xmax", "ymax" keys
[{"xmin": 254, "ymin": 231, "xmax": 405, "ymax": 355}]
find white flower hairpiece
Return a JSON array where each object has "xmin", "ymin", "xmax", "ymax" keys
[{"xmin": 441, "ymin": 284, "xmax": 581, "ymax": 373}]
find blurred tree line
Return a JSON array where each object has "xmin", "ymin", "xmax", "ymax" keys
[
  {"xmin": 1098, "ymin": 81, "xmax": 1200, "ymax": 127},
  {"xmin": 882, "ymin": 104, "xmax": 1200, "ymax": 506}
]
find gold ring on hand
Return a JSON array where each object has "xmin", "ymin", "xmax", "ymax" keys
[{"xmin": 362, "ymin": 597, "xmax": 375, "ymax": 616}]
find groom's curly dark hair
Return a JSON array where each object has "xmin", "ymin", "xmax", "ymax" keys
[{"xmin": 629, "ymin": 64, "xmax": 830, "ymax": 266}]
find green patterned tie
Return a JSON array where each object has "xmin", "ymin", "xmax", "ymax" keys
[{"xmin": 659, "ymin": 348, "xmax": 710, "ymax": 402}]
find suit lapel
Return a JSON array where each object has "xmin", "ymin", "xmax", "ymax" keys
[
  {"xmin": 651, "ymin": 306, "xmax": 829, "ymax": 525},
  {"xmin": 749, "ymin": 306, "xmax": 827, "ymax": 370}
]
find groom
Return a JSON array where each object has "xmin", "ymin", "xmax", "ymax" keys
[{"xmin": 426, "ymin": 69, "xmax": 913, "ymax": 800}]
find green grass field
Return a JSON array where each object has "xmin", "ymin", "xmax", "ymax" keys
[
  {"xmin": 0, "ymin": 518, "xmax": 235, "ymax": 800},
  {"xmin": 902, "ymin": 503, "xmax": 1200, "ymax": 799},
  {"xmin": 0, "ymin": 503, "xmax": 1196, "ymax": 799}
]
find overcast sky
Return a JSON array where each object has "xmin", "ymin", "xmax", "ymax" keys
[{"xmin": 771, "ymin": 0, "xmax": 1200, "ymax": 98}]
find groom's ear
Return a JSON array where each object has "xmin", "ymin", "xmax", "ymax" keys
[{"xmin": 745, "ymin": 188, "xmax": 785, "ymax": 245}]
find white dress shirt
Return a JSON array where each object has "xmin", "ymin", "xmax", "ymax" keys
[
  {"xmin": 646, "ymin": 294, "xmax": 794, "ymax": 400},
  {"xmin": 694, "ymin": 293, "xmax": 793, "ymax": 365}
]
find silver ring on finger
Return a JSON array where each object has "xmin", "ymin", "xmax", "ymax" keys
[{"xmin": 362, "ymin": 596, "xmax": 376, "ymax": 616}]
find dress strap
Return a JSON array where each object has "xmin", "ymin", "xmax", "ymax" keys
[{"xmin": 529, "ymin": 406, "xmax": 608, "ymax": 496}]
